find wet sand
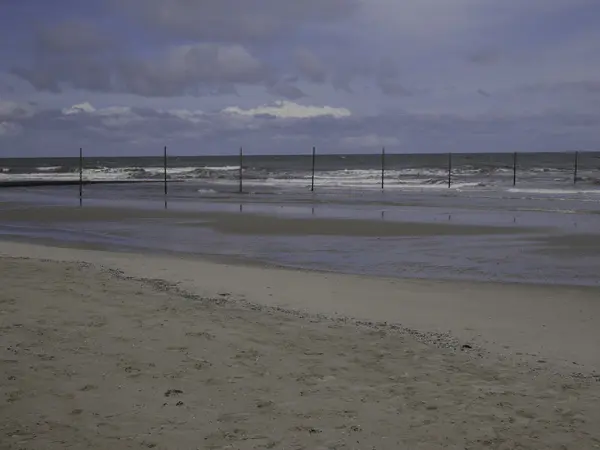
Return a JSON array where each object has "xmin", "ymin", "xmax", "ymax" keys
[
  {"xmin": 533, "ymin": 234, "xmax": 600, "ymax": 257},
  {"xmin": 0, "ymin": 203, "xmax": 538, "ymax": 237},
  {"xmin": 1, "ymin": 246, "xmax": 599, "ymax": 449}
]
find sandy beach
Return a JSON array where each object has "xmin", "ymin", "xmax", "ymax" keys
[{"xmin": 1, "ymin": 240, "xmax": 600, "ymax": 449}]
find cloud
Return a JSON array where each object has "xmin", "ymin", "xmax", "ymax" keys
[
  {"xmin": 0, "ymin": 121, "xmax": 22, "ymax": 137},
  {"xmin": 3, "ymin": 99, "xmax": 600, "ymax": 156},
  {"xmin": 59, "ymin": 101, "xmax": 208, "ymax": 127},
  {"xmin": 10, "ymin": 20, "xmax": 115, "ymax": 93},
  {"xmin": 520, "ymin": 80, "xmax": 600, "ymax": 94},
  {"xmin": 0, "ymin": 99, "xmax": 35, "ymax": 120},
  {"xmin": 468, "ymin": 48, "xmax": 501, "ymax": 65},
  {"xmin": 358, "ymin": 0, "xmax": 594, "ymax": 42},
  {"xmin": 4, "ymin": 0, "xmax": 600, "ymax": 150},
  {"xmin": 118, "ymin": 0, "xmax": 358, "ymax": 42},
  {"xmin": 62, "ymin": 102, "xmax": 97, "ymax": 115},
  {"xmin": 54, "ymin": 102, "xmax": 144, "ymax": 130},
  {"xmin": 267, "ymin": 83, "xmax": 307, "ymax": 100},
  {"xmin": 9, "ymin": 1, "xmax": 404, "ymax": 97},
  {"xmin": 36, "ymin": 20, "xmax": 114, "ymax": 55},
  {"xmin": 222, "ymin": 101, "xmax": 351, "ymax": 119},
  {"xmin": 162, "ymin": 109, "xmax": 204, "ymax": 123},
  {"xmin": 374, "ymin": 58, "xmax": 411, "ymax": 96},
  {"xmin": 211, "ymin": 84, "xmax": 240, "ymax": 96},
  {"xmin": 12, "ymin": 31, "xmax": 272, "ymax": 97},
  {"xmin": 116, "ymin": 43, "xmax": 269, "ymax": 97},
  {"xmin": 10, "ymin": 67, "xmax": 62, "ymax": 93},
  {"xmin": 341, "ymin": 134, "xmax": 400, "ymax": 148},
  {"xmin": 295, "ymin": 48, "xmax": 328, "ymax": 83},
  {"xmin": 332, "ymin": 72, "xmax": 354, "ymax": 93}
]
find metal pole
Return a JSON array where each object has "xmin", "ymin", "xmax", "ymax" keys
[
  {"xmin": 447, "ymin": 152, "xmax": 452, "ymax": 188},
  {"xmin": 163, "ymin": 146, "xmax": 168, "ymax": 196},
  {"xmin": 79, "ymin": 148, "xmax": 83, "ymax": 205},
  {"xmin": 311, "ymin": 146, "xmax": 316, "ymax": 192},
  {"xmin": 513, "ymin": 151, "xmax": 517, "ymax": 186},
  {"xmin": 574, "ymin": 151, "xmax": 579, "ymax": 184},
  {"xmin": 239, "ymin": 147, "xmax": 243, "ymax": 194},
  {"xmin": 381, "ymin": 147, "xmax": 385, "ymax": 190}
]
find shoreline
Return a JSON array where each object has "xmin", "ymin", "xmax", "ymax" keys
[
  {"xmin": 1, "ymin": 239, "xmax": 599, "ymax": 376},
  {"xmin": 0, "ymin": 232, "xmax": 597, "ymax": 291}
]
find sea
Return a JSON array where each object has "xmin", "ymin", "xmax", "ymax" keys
[
  {"xmin": 1, "ymin": 151, "xmax": 599, "ymax": 190},
  {"xmin": 1, "ymin": 152, "xmax": 600, "ymax": 287}
]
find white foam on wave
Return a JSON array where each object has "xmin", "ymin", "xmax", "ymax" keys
[
  {"xmin": 36, "ymin": 166, "xmax": 62, "ymax": 172},
  {"xmin": 256, "ymin": 176, "xmax": 486, "ymax": 190},
  {"xmin": 2, "ymin": 164, "xmax": 596, "ymax": 198},
  {"xmin": 197, "ymin": 189, "xmax": 219, "ymax": 195},
  {"xmin": 312, "ymin": 168, "xmax": 450, "ymax": 179},
  {"xmin": 0, "ymin": 164, "xmax": 242, "ymax": 182},
  {"xmin": 145, "ymin": 165, "xmax": 240, "ymax": 173},
  {"xmin": 530, "ymin": 167, "xmax": 565, "ymax": 174},
  {"xmin": 0, "ymin": 167, "xmax": 139, "ymax": 182},
  {"xmin": 85, "ymin": 168, "xmax": 138, "ymax": 180},
  {"xmin": 508, "ymin": 188, "xmax": 600, "ymax": 195},
  {"xmin": 143, "ymin": 167, "xmax": 197, "ymax": 176},
  {"xmin": 0, "ymin": 172, "xmax": 74, "ymax": 181},
  {"xmin": 136, "ymin": 165, "xmax": 240, "ymax": 177},
  {"xmin": 518, "ymin": 207, "xmax": 578, "ymax": 214},
  {"xmin": 279, "ymin": 167, "xmax": 510, "ymax": 182},
  {"xmin": 202, "ymin": 166, "xmax": 240, "ymax": 171},
  {"xmin": 194, "ymin": 169, "xmax": 488, "ymax": 191}
]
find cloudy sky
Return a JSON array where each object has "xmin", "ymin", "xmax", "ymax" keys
[{"xmin": 0, "ymin": 0, "xmax": 599, "ymax": 156}]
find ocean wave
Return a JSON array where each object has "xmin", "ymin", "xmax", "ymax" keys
[
  {"xmin": 36, "ymin": 166, "xmax": 63, "ymax": 172},
  {"xmin": 1, "ymin": 164, "xmax": 598, "ymax": 196}
]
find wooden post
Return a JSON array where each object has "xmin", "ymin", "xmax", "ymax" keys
[
  {"xmin": 163, "ymin": 146, "xmax": 168, "ymax": 196},
  {"xmin": 311, "ymin": 146, "xmax": 316, "ymax": 192},
  {"xmin": 239, "ymin": 147, "xmax": 243, "ymax": 193},
  {"xmin": 574, "ymin": 151, "xmax": 579, "ymax": 184},
  {"xmin": 79, "ymin": 148, "xmax": 83, "ymax": 206},
  {"xmin": 381, "ymin": 147, "xmax": 385, "ymax": 190},
  {"xmin": 513, "ymin": 151, "xmax": 517, "ymax": 186},
  {"xmin": 447, "ymin": 152, "xmax": 452, "ymax": 188}
]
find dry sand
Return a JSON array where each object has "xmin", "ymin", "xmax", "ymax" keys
[{"xmin": 1, "ymin": 241, "xmax": 600, "ymax": 449}]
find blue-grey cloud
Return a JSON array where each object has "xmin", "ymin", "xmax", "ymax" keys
[
  {"xmin": 266, "ymin": 83, "xmax": 307, "ymax": 101},
  {"xmin": 2, "ymin": 0, "xmax": 600, "ymax": 155},
  {"xmin": 3, "ymin": 99, "xmax": 600, "ymax": 157},
  {"xmin": 468, "ymin": 49, "xmax": 502, "ymax": 65},
  {"xmin": 294, "ymin": 48, "xmax": 328, "ymax": 84},
  {"xmin": 117, "ymin": 0, "xmax": 359, "ymax": 42}
]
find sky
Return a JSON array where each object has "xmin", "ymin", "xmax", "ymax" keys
[{"xmin": 0, "ymin": 0, "xmax": 599, "ymax": 156}]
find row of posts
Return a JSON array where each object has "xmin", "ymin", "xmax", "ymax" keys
[{"xmin": 77, "ymin": 147, "xmax": 582, "ymax": 200}]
